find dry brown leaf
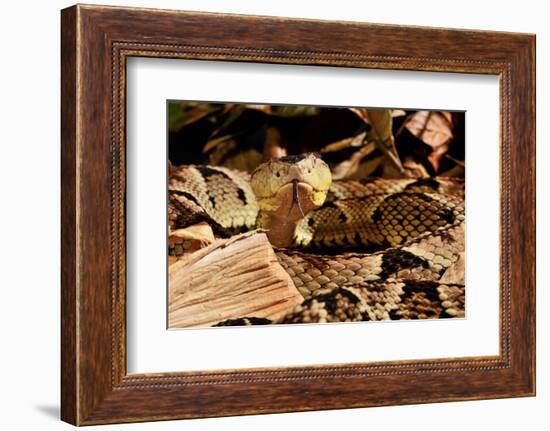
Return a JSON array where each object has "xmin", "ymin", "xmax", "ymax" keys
[
  {"xmin": 222, "ymin": 148, "xmax": 264, "ymax": 172},
  {"xmin": 367, "ymin": 109, "xmax": 393, "ymax": 142},
  {"xmin": 270, "ymin": 105, "xmax": 320, "ymax": 117},
  {"xmin": 207, "ymin": 105, "xmax": 248, "ymax": 144},
  {"xmin": 331, "ymin": 141, "xmax": 377, "ymax": 180},
  {"xmin": 244, "ymin": 104, "xmax": 272, "ymax": 113},
  {"xmin": 263, "ymin": 126, "xmax": 286, "ymax": 160},
  {"xmin": 391, "ymin": 109, "xmax": 407, "ymax": 117},
  {"xmin": 348, "ymin": 107, "xmax": 370, "ymax": 123},
  {"xmin": 322, "ymin": 108, "xmax": 404, "ymax": 174},
  {"xmin": 405, "ymin": 111, "xmax": 454, "ymax": 172},
  {"xmin": 402, "ymin": 158, "xmax": 430, "ymax": 178},
  {"xmin": 348, "ymin": 107, "xmax": 406, "ymax": 121},
  {"xmin": 367, "ymin": 109, "xmax": 404, "ymax": 174},
  {"xmin": 440, "ymin": 164, "xmax": 465, "ymax": 178},
  {"xmin": 320, "ymin": 131, "xmax": 367, "ymax": 154},
  {"xmin": 353, "ymin": 155, "xmax": 384, "ymax": 179},
  {"xmin": 203, "ymin": 133, "xmax": 239, "ymax": 154},
  {"xmin": 445, "ymin": 154, "xmax": 465, "ymax": 168},
  {"xmin": 169, "ymin": 102, "xmax": 221, "ymax": 131}
]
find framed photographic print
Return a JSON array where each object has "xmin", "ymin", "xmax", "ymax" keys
[{"xmin": 61, "ymin": 4, "xmax": 535, "ymax": 425}]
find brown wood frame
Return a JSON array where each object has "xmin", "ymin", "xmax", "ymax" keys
[{"xmin": 61, "ymin": 4, "xmax": 536, "ymax": 425}]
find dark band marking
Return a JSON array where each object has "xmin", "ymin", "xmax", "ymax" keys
[
  {"xmin": 196, "ymin": 165, "xmax": 233, "ymax": 183},
  {"xmin": 405, "ymin": 178, "xmax": 440, "ymax": 191},
  {"xmin": 438, "ymin": 207, "xmax": 456, "ymax": 224},
  {"xmin": 388, "ymin": 280, "xmax": 451, "ymax": 320},
  {"xmin": 358, "ymin": 178, "xmax": 378, "ymax": 185},
  {"xmin": 379, "ymin": 249, "xmax": 430, "ymax": 279},
  {"xmin": 170, "ymin": 195, "xmax": 235, "ymax": 237},
  {"xmin": 236, "ymin": 188, "xmax": 248, "ymax": 205},
  {"xmin": 338, "ymin": 211, "xmax": 348, "ymax": 223},
  {"xmin": 321, "ymin": 201, "xmax": 338, "ymax": 210},
  {"xmin": 361, "ymin": 311, "xmax": 371, "ymax": 321},
  {"xmin": 169, "ymin": 189, "xmax": 201, "ymax": 206},
  {"xmin": 276, "ymin": 153, "xmax": 309, "ymax": 163},
  {"xmin": 406, "ymin": 192, "xmax": 436, "ymax": 203},
  {"xmin": 308, "ymin": 288, "xmax": 360, "ymax": 315},
  {"xmin": 213, "ymin": 317, "xmax": 273, "ymax": 326},
  {"xmin": 401, "ymin": 280, "xmax": 441, "ymax": 301},
  {"xmin": 371, "ymin": 206, "xmax": 382, "ymax": 222}
]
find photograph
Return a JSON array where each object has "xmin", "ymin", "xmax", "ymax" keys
[{"xmin": 167, "ymin": 102, "xmax": 466, "ymax": 328}]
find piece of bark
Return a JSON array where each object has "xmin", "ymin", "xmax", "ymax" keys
[{"xmin": 168, "ymin": 231, "xmax": 303, "ymax": 328}]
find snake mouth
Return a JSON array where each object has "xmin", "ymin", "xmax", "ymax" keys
[
  {"xmin": 256, "ymin": 180, "xmax": 317, "ymax": 220},
  {"xmin": 289, "ymin": 179, "xmax": 305, "ymax": 217}
]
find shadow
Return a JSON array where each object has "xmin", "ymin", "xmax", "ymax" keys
[{"xmin": 35, "ymin": 404, "xmax": 60, "ymax": 420}]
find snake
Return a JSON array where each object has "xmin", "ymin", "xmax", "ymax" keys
[{"xmin": 168, "ymin": 153, "xmax": 465, "ymax": 325}]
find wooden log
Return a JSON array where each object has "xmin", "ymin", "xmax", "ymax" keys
[{"xmin": 168, "ymin": 231, "xmax": 304, "ymax": 328}]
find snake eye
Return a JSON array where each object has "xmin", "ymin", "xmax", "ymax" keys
[{"xmin": 276, "ymin": 171, "xmax": 280, "ymax": 178}]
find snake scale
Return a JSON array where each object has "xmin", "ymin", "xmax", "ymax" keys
[{"xmin": 169, "ymin": 153, "xmax": 465, "ymax": 325}]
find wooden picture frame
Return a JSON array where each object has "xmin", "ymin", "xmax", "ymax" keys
[{"xmin": 61, "ymin": 4, "xmax": 535, "ymax": 425}]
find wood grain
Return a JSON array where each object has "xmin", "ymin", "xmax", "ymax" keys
[
  {"xmin": 168, "ymin": 231, "xmax": 303, "ymax": 328},
  {"xmin": 60, "ymin": 6, "xmax": 78, "ymax": 424},
  {"xmin": 61, "ymin": 4, "xmax": 535, "ymax": 425}
]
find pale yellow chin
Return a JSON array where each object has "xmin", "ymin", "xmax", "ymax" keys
[{"xmin": 257, "ymin": 181, "xmax": 327, "ymax": 221}]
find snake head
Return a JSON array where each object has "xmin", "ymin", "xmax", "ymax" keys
[{"xmin": 251, "ymin": 153, "xmax": 332, "ymax": 221}]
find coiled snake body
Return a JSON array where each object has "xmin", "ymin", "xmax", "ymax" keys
[{"xmin": 169, "ymin": 154, "xmax": 465, "ymax": 325}]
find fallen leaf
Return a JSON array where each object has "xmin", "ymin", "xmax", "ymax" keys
[
  {"xmin": 440, "ymin": 164, "xmax": 465, "ymax": 178},
  {"xmin": 320, "ymin": 131, "xmax": 367, "ymax": 154},
  {"xmin": 220, "ymin": 148, "xmax": 263, "ymax": 172},
  {"xmin": 366, "ymin": 109, "xmax": 404, "ymax": 174},
  {"xmin": 367, "ymin": 109, "xmax": 393, "ymax": 142},
  {"xmin": 402, "ymin": 158, "xmax": 430, "ymax": 178},
  {"xmin": 244, "ymin": 104, "xmax": 272, "ymax": 114},
  {"xmin": 212, "ymin": 104, "xmax": 246, "ymax": 131},
  {"xmin": 391, "ymin": 109, "xmax": 407, "ymax": 117},
  {"xmin": 405, "ymin": 111, "xmax": 454, "ymax": 172},
  {"xmin": 348, "ymin": 107, "xmax": 370, "ymax": 123},
  {"xmin": 203, "ymin": 133, "xmax": 241, "ymax": 154},
  {"xmin": 353, "ymin": 155, "xmax": 384, "ymax": 179},
  {"xmin": 331, "ymin": 141, "xmax": 378, "ymax": 180},
  {"xmin": 263, "ymin": 126, "xmax": 286, "ymax": 160},
  {"xmin": 168, "ymin": 102, "xmax": 222, "ymax": 132},
  {"xmin": 270, "ymin": 105, "xmax": 320, "ymax": 117}
]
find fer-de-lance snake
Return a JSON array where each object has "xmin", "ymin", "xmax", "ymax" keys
[{"xmin": 168, "ymin": 153, "xmax": 465, "ymax": 325}]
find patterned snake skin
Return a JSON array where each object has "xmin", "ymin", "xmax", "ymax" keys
[{"xmin": 169, "ymin": 164, "xmax": 465, "ymax": 324}]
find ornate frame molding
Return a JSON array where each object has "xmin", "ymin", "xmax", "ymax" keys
[{"xmin": 61, "ymin": 5, "xmax": 535, "ymax": 425}]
